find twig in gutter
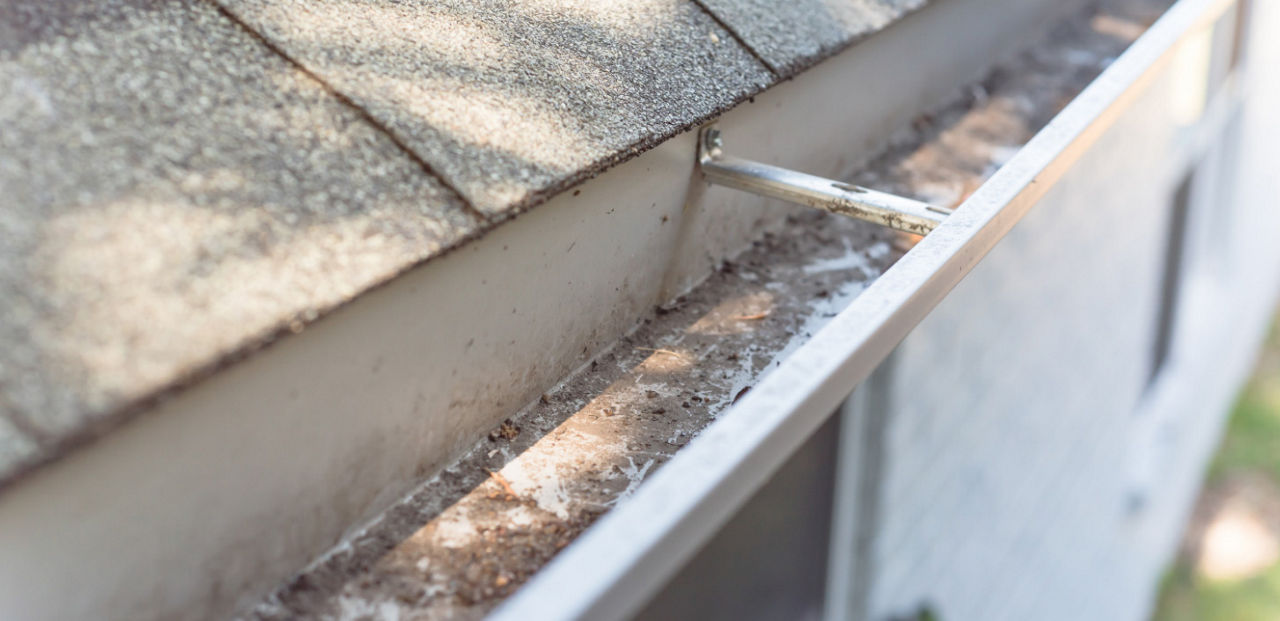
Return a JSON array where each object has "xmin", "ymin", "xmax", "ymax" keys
[
  {"xmin": 635, "ymin": 347, "xmax": 691, "ymax": 362},
  {"xmin": 733, "ymin": 311, "xmax": 771, "ymax": 321},
  {"xmin": 487, "ymin": 470, "xmax": 519, "ymax": 499}
]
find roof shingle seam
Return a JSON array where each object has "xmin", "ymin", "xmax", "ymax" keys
[
  {"xmin": 695, "ymin": 0, "xmax": 934, "ymax": 79},
  {"xmin": 0, "ymin": 0, "xmax": 486, "ymax": 489},
  {"xmin": 689, "ymin": 0, "xmax": 783, "ymax": 77},
  {"xmin": 212, "ymin": 0, "xmax": 776, "ymax": 217},
  {"xmin": 202, "ymin": 0, "xmax": 489, "ymax": 223}
]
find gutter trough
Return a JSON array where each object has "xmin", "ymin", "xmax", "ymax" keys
[
  {"xmin": 4, "ymin": 0, "xmax": 1265, "ymax": 617},
  {"xmin": 493, "ymin": 0, "xmax": 1241, "ymax": 618},
  {"xmin": 233, "ymin": 0, "xmax": 1268, "ymax": 617}
]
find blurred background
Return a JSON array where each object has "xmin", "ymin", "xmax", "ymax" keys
[{"xmin": 1155, "ymin": 314, "xmax": 1280, "ymax": 620}]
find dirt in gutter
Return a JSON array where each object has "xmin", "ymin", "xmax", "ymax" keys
[
  {"xmin": 246, "ymin": 210, "xmax": 900, "ymax": 621},
  {"xmin": 242, "ymin": 0, "xmax": 1169, "ymax": 617}
]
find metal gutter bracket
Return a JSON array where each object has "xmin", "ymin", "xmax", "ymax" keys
[{"xmin": 698, "ymin": 125, "xmax": 951, "ymax": 235}]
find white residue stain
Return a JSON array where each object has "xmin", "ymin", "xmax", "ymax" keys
[
  {"xmin": 760, "ymin": 254, "xmax": 881, "ymax": 386},
  {"xmin": 705, "ymin": 238, "xmax": 885, "ymax": 416},
  {"xmin": 610, "ymin": 457, "xmax": 655, "ymax": 505},
  {"xmin": 532, "ymin": 477, "xmax": 572, "ymax": 519},
  {"xmin": 336, "ymin": 595, "xmax": 404, "ymax": 621},
  {"xmin": 501, "ymin": 457, "xmax": 573, "ymax": 519},
  {"xmin": 802, "ymin": 238, "xmax": 876, "ymax": 275},
  {"xmin": 865, "ymin": 240, "xmax": 892, "ymax": 260},
  {"xmin": 431, "ymin": 510, "xmax": 475, "ymax": 548},
  {"xmin": 635, "ymin": 379, "xmax": 678, "ymax": 399},
  {"xmin": 507, "ymin": 505, "xmax": 537, "ymax": 527}
]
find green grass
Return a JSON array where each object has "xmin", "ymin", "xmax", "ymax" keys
[
  {"xmin": 1152, "ymin": 317, "xmax": 1280, "ymax": 621},
  {"xmin": 1155, "ymin": 561, "xmax": 1280, "ymax": 621},
  {"xmin": 1207, "ymin": 328, "xmax": 1280, "ymax": 487}
]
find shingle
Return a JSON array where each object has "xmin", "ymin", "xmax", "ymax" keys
[
  {"xmin": 212, "ymin": 0, "xmax": 775, "ymax": 215},
  {"xmin": 696, "ymin": 0, "xmax": 930, "ymax": 76},
  {"xmin": 0, "ymin": 417, "xmax": 38, "ymax": 475},
  {"xmin": 0, "ymin": 0, "xmax": 480, "ymax": 462}
]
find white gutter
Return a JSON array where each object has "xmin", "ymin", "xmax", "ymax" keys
[
  {"xmin": 491, "ymin": 0, "xmax": 1238, "ymax": 618},
  {"xmin": 0, "ymin": 0, "xmax": 1106, "ymax": 619}
]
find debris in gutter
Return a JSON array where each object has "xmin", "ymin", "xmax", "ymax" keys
[
  {"xmin": 487, "ymin": 420, "xmax": 520, "ymax": 442},
  {"xmin": 247, "ymin": 211, "xmax": 899, "ymax": 621},
  {"xmin": 634, "ymin": 347, "xmax": 692, "ymax": 362},
  {"xmin": 486, "ymin": 470, "xmax": 520, "ymax": 500},
  {"xmin": 243, "ymin": 0, "xmax": 1166, "ymax": 614}
]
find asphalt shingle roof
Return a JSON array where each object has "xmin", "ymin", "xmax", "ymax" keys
[
  {"xmin": 696, "ymin": 0, "xmax": 928, "ymax": 75},
  {"xmin": 0, "ymin": 0, "xmax": 927, "ymax": 484},
  {"xmin": 214, "ymin": 0, "xmax": 774, "ymax": 214}
]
